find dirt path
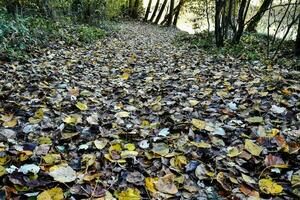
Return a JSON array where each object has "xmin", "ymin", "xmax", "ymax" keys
[{"xmin": 0, "ymin": 21, "xmax": 299, "ymax": 199}]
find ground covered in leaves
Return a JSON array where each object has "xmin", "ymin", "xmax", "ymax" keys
[{"xmin": 0, "ymin": 21, "xmax": 300, "ymax": 199}]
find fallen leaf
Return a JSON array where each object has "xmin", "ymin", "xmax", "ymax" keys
[
  {"xmin": 154, "ymin": 174, "xmax": 178, "ymax": 194},
  {"xmin": 94, "ymin": 139, "xmax": 108, "ymax": 150},
  {"xmin": 190, "ymin": 141, "xmax": 211, "ymax": 148},
  {"xmin": 240, "ymin": 184, "xmax": 259, "ymax": 197},
  {"xmin": 264, "ymin": 154, "xmax": 287, "ymax": 168},
  {"xmin": 37, "ymin": 187, "xmax": 64, "ymax": 200},
  {"xmin": 152, "ymin": 143, "xmax": 169, "ymax": 156},
  {"xmin": 49, "ymin": 164, "xmax": 76, "ymax": 183},
  {"xmin": 18, "ymin": 164, "xmax": 40, "ymax": 174},
  {"xmin": 115, "ymin": 111, "xmax": 130, "ymax": 118},
  {"xmin": 242, "ymin": 173, "xmax": 256, "ymax": 184},
  {"xmin": 118, "ymin": 188, "xmax": 141, "ymax": 200},
  {"xmin": 191, "ymin": 118, "xmax": 206, "ymax": 130},
  {"xmin": 245, "ymin": 116, "xmax": 264, "ymax": 124},
  {"xmin": 245, "ymin": 139, "xmax": 263, "ymax": 156},
  {"xmin": 259, "ymin": 178, "xmax": 283, "ymax": 194},
  {"xmin": 75, "ymin": 102, "xmax": 88, "ymax": 111},
  {"xmin": 145, "ymin": 177, "xmax": 158, "ymax": 194}
]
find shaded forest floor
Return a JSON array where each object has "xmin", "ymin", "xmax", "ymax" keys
[{"xmin": 0, "ymin": 21, "xmax": 300, "ymax": 199}]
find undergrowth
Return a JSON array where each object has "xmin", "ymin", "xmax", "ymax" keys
[
  {"xmin": 175, "ymin": 31, "xmax": 299, "ymax": 69},
  {"xmin": 0, "ymin": 9, "xmax": 110, "ymax": 61}
]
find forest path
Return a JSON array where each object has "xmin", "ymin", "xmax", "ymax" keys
[{"xmin": 0, "ymin": 21, "xmax": 299, "ymax": 199}]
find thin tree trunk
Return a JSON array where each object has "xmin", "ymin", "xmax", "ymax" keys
[
  {"xmin": 150, "ymin": 0, "xmax": 161, "ymax": 22},
  {"xmin": 215, "ymin": 0, "xmax": 224, "ymax": 47},
  {"xmin": 131, "ymin": 0, "xmax": 140, "ymax": 18},
  {"xmin": 232, "ymin": 0, "xmax": 250, "ymax": 44},
  {"xmin": 173, "ymin": 0, "xmax": 185, "ymax": 26},
  {"xmin": 161, "ymin": 4, "xmax": 179, "ymax": 25},
  {"xmin": 129, "ymin": 0, "xmax": 133, "ymax": 15},
  {"xmin": 155, "ymin": 0, "xmax": 168, "ymax": 24},
  {"xmin": 205, "ymin": 0, "xmax": 210, "ymax": 32},
  {"xmin": 144, "ymin": 0, "xmax": 153, "ymax": 21},
  {"xmin": 246, "ymin": 0, "xmax": 273, "ymax": 32},
  {"xmin": 295, "ymin": 17, "xmax": 300, "ymax": 56},
  {"xmin": 272, "ymin": 0, "xmax": 291, "ymax": 44},
  {"xmin": 166, "ymin": 0, "xmax": 175, "ymax": 26}
]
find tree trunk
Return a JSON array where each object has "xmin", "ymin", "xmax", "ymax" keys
[
  {"xmin": 232, "ymin": 0, "xmax": 250, "ymax": 44},
  {"xmin": 131, "ymin": 0, "xmax": 140, "ymax": 18},
  {"xmin": 173, "ymin": 0, "xmax": 184, "ymax": 26},
  {"xmin": 129, "ymin": 0, "xmax": 134, "ymax": 15},
  {"xmin": 154, "ymin": 0, "xmax": 168, "ymax": 24},
  {"xmin": 246, "ymin": 0, "xmax": 273, "ymax": 32},
  {"xmin": 144, "ymin": 0, "xmax": 153, "ymax": 21},
  {"xmin": 295, "ymin": 16, "xmax": 300, "ymax": 56},
  {"xmin": 166, "ymin": 0, "xmax": 175, "ymax": 26},
  {"xmin": 150, "ymin": 0, "xmax": 160, "ymax": 22},
  {"xmin": 215, "ymin": 0, "xmax": 225, "ymax": 47}
]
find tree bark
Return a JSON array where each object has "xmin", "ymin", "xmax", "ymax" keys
[
  {"xmin": 150, "ymin": 0, "xmax": 160, "ymax": 22},
  {"xmin": 166, "ymin": 0, "xmax": 175, "ymax": 26},
  {"xmin": 296, "ymin": 17, "xmax": 300, "ymax": 56},
  {"xmin": 173, "ymin": 0, "xmax": 185, "ymax": 26},
  {"xmin": 246, "ymin": 0, "xmax": 273, "ymax": 32},
  {"xmin": 131, "ymin": 0, "xmax": 140, "ymax": 18},
  {"xmin": 215, "ymin": 0, "xmax": 225, "ymax": 47},
  {"xmin": 154, "ymin": 0, "xmax": 168, "ymax": 24},
  {"xmin": 232, "ymin": 0, "xmax": 250, "ymax": 44},
  {"xmin": 144, "ymin": 0, "xmax": 153, "ymax": 21}
]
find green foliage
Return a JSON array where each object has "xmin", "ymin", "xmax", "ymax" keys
[
  {"xmin": 175, "ymin": 31, "xmax": 297, "ymax": 67},
  {"xmin": 76, "ymin": 25, "xmax": 106, "ymax": 42},
  {"xmin": 0, "ymin": 9, "xmax": 106, "ymax": 61}
]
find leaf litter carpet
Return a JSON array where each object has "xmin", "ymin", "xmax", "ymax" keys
[{"xmin": 0, "ymin": 21, "xmax": 299, "ymax": 199}]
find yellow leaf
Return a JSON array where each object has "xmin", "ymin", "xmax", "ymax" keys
[
  {"xmin": 170, "ymin": 155, "xmax": 187, "ymax": 169},
  {"xmin": 124, "ymin": 143, "xmax": 135, "ymax": 151},
  {"xmin": 0, "ymin": 166, "xmax": 6, "ymax": 177},
  {"xmin": 245, "ymin": 139, "xmax": 263, "ymax": 156},
  {"xmin": 118, "ymin": 188, "xmax": 141, "ymax": 200},
  {"xmin": 0, "ymin": 156, "xmax": 8, "ymax": 165},
  {"xmin": 104, "ymin": 154, "xmax": 126, "ymax": 163},
  {"xmin": 190, "ymin": 141, "xmax": 211, "ymax": 148},
  {"xmin": 63, "ymin": 115, "xmax": 78, "ymax": 124},
  {"xmin": 145, "ymin": 177, "xmax": 158, "ymax": 194},
  {"xmin": 37, "ymin": 187, "xmax": 64, "ymax": 200},
  {"xmin": 227, "ymin": 147, "xmax": 241, "ymax": 157},
  {"xmin": 82, "ymin": 154, "xmax": 96, "ymax": 168},
  {"xmin": 141, "ymin": 120, "xmax": 150, "ymax": 127},
  {"xmin": 19, "ymin": 151, "xmax": 33, "ymax": 162},
  {"xmin": 38, "ymin": 137, "xmax": 52, "ymax": 145},
  {"xmin": 43, "ymin": 154, "xmax": 61, "ymax": 165},
  {"xmin": 259, "ymin": 179, "xmax": 283, "ymax": 195},
  {"xmin": 109, "ymin": 144, "xmax": 122, "ymax": 154},
  {"xmin": 121, "ymin": 72, "xmax": 130, "ymax": 80},
  {"xmin": 3, "ymin": 118, "xmax": 17, "ymax": 127},
  {"xmin": 29, "ymin": 108, "xmax": 44, "ymax": 124},
  {"xmin": 75, "ymin": 102, "xmax": 88, "ymax": 111},
  {"xmin": 192, "ymin": 119, "xmax": 206, "ymax": 130},
  {"xmin": 34, "ymin": 108, "xmax": 44, "ymax": 119}
]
